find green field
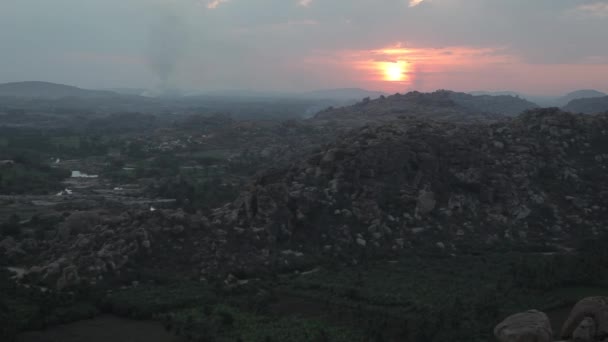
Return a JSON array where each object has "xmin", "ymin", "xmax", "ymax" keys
[{"xmin": 50, "ymin": 136, "xmax": 81, "ymax": 149}]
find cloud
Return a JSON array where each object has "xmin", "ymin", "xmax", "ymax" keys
[
  {"xmin": 576, "ymin": 2, "xmax": 608, "ymax": 17},
  {"xmin": 408, "ymin": 0, "xmax": 426, "ymax": 7},
  {"xmin": 1, "ymin": 0, "xmax": 608, "ymax": 94},
  {"xmin": 207, "ymin": 0, "xmax": 229, "ymax": 9}
]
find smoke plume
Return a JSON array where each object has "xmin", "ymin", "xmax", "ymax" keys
[{"xmin": 147, "ymin": 10, "xmax": 188, "ymax": 90}]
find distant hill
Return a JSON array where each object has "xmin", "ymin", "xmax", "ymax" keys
[
  {"xmin": 0, "ymin": 81, "xmax": 119, "ymax": 99},
  {"xmin": 556, "ymin": 89, "xmax": 607, "ymax": 107},
  {"xmin": 193, "ymin": 88, "xmax": 387, "ymax": 102},
  {"xmin": 469, "ymin": 91, "xmax": 521, "ymax": 97},
  {"xmin": 563, "ymin": 96, "xmax": 608, "ymax": 114},
  {"xmin": 102, "ymin": 88, "xmax": 148, "ymax": 96},
  {"xmin": 301, "ymin": 88, "xmax": 387, "ymax": 101},
  {"xmin": 470, "ymin": 89, "xmax": 607, "ymax": 108},
  {"xmin": 449, "ymin": 92, "xmax": 538, "ymax": 116},
  {"xmin": 313, "ymin": 90, "xmax": 537, "ymax": 127}
]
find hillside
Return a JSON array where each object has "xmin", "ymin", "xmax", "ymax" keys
[
  {"xmin": 313, "ymin": 90, "xmax": 537, "ymax": 126},
  {"xmin": 0, "ymin": 81, "xmax": 118, "ymax": 99},
  {"xmin": 4, "ymin": 106, "xmax": 608, "ymax": 342},
  {"xmin": 556, "ymin": 89, "xmax": 606, "ymax": 107},
  {"xmin": 301, "ymin": 88, "xmax": 387, "ymax": 101},
  {"xmin": 448, "ymin": 92, "xmax": 538, "ymax": 116},
  {"xmin": 563, "ymin": 95, "xmax": 608, "ymax": 114},
  {"xmin": 212, "ymin": 108, "xmax": 608, "ymax": 266}
]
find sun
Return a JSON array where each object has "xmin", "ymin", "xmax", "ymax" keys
[{"xmin": 382, "ymin": 61, "xmax": 408, "ymax": 82}]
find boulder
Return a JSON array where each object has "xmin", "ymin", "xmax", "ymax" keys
[
  {"xmin": 416, "ymin": 189, "xmax": 436, "ymax": 216},
  {"xmin": 562, "ymin": 297, "xmax": 608, "ymax": 340},
  {"xmin": 573, "ymin": 317, "xmax": 596, "ymax": 342},
  {"xmin": 56, "ymin": 265, "xmax": 80, "ymax": 290},
  {"xmin": 494, "ymin": 310, "xmax": 552, "ymax": 342}
]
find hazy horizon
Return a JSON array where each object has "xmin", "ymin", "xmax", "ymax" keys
[{"xmin": 1, "ymin": 0, "xmax": 608, "ymax": 95}]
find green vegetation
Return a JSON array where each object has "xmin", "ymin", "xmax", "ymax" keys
[
  {"xmin": 2, "ymin": 237, "xmax": 608, "ymax": 341},
  {"xmin": 102, "ymin": 282, "xmax": 217, "ymax": 319},
  {"xmin": 50, "ymin": 136, "xmax": 81, "ymax": 149},
  {"xmin": 165, "ymin": 305, "xmax": 364, "ymax": 342},
  {"xmin": 0, "ymin": 270, "xmax": 99, "ymax": 341},
  {"xmin": 0, "ymin": 160, "xmax": 69, "ymax": 194}
]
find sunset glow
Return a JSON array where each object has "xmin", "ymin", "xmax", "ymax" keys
[
  {"xmin": 381, "ymin": 61, "xmax": 409, "ymax": 82},
  {"xmin": 302, "ymin": 45, "xmax": 521, "ymax": 93}
]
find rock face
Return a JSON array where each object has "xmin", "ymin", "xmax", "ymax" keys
[
  {"xmin": 214, "ymin": 109, "xmax": 608, "ymax": 261},
  {"xmin": 561, "ymin": 297, "xmax": 608, "ymax": 341},
  {"xmin": 494, "ymin": 310, "xmax": 552, "ymax": 342}
]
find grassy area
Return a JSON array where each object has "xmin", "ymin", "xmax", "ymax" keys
[
  {"xmin": 165, "ymin": 305, "xmax": 365, "ymax": 342},
  {"xmin": 102, "ymin": 282, "xmax": 217, "ymax": 319},
  {"xmin": 275, "ymin": 253, "xmax": 608, "ymax": 341},
  {"xmin": 2, "ymin": 254, "xmax": 607, "ymax": 342},
  {"xmin": 50, "ymin": 136, "xmax": 81, "ymax": 149}
]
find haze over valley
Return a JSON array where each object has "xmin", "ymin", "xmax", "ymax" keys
[{"xmin": 2, "ymin": 1, "xmax": 608, "ymax": 342}]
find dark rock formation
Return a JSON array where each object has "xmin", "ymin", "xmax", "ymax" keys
[
  {"xmin": 562, "ymin": 297, "xmax": 608, "ymax": 341},
  {"xmin": 494, "ymin": 310, "xmax": 552, "ymax": 342},
  {"xmin": 214, "ymin": 109, "xmax": 608, "ymax": 262}
]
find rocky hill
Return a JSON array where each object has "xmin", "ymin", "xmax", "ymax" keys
[
  {"xmin": 213, "ymin": 108, "xmax": 608, "ymax": 265},
  {"xmin": 301, "ymin": 88, "xmax": 387, "ymax": 101},
  {"xmin": 557, "ymin": 89, "xmax": 606, "ymax": 108},
  {"xmin": 563, "ymin": 96, "xmax": 608, "ymax": 114},
  {"xmin": 313, "ymin": 90, "xmax": 537, "ymax": 127},
  {"xmin": 5, "ymin": 108, "xmax": 608, "ymax": 288},
  {"xmin": 0, "ymin": 81, "xmax": 119, "ymax": 99},
  {"xmin": 448, "ymin": 91, "xmax": 538, "ymax": 116}
]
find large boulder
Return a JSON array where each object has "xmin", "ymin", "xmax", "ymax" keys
[
  {"xmin": 494, "ymin": 310, "xmax": 552, "ymax": 342},
  {"xmin": 56, "ymin": 264, "xmax": 80, "ymax": 290},
  {"xmin": 573, "ymin": 317, "xmax": 596, "ymax": 342},
  {"xmin": 561, "ymin": 297, "xmax": 608, "ymax": 341}
]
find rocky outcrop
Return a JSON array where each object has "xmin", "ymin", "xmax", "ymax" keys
[
  {"xmin": 8, "ymin": 208, "xmax": 244, "ymax": 288},
  {"xmin": 573, "ymin": 317, "xmax": 596, "ymax": 342},
  {"xmin": 496, "ymin": 297, "xmax": 608, "ymax": 342},
  {"xmin": 214, "ymin": 109, "xmax": 608, "ymax": 262},
  {"xmin": 561, "ymin": 297, "xmax": 608, "ymax": 341},
  {"xmin": 5, "ymin": 108, "xmax": 608, "ymax": 287},
  {"xmin": 494, "ymin": 310, "xmax": 552, "ymax": 342}
]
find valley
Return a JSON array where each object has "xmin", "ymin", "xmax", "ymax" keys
[{"xmin": 2, "ymin": 83, "xmax": 608, "ymax": 342}]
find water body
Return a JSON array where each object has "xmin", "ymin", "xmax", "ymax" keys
[
  {"xmin": 18, "ymin": 315, "xmax": 185, "ymax": 342},
  {"xmin": 71, "ymin": 171, "xmax": 98, "ymax": 178}
]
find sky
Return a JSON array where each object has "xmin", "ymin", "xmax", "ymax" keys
[{"xmin": 1, "ymin": 0, "xmax": 607, "ymax": 95}]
